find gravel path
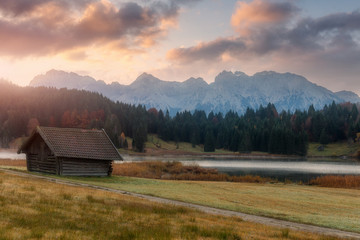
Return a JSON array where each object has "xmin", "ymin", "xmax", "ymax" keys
[{"xmin": 2, "ymin": 169, "xmax": 360, "ymax": 239}]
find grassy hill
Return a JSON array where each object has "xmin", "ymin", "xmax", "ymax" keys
[
  {"xmin": 308, "ymin": 141, "xmax": 360, "ymax": 158},
  {"xmin": 120, "ymin": 134, "xmax": 360, "ymax": 160},
  {"xmin": 119, "ymin": 134, "xmax": 235, "ymax": 155},
  {"xmin": 0, "ymin": 171, "xmax": 338, "ymax": 240},
  {"xmin": 65, "ymin": 174, "xmax": 360, "ymax": 234}
]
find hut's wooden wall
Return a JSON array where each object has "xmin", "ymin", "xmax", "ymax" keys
[
  {"xmin": 26, "ymin": 134, "xmax": 57, "ymax": 174},
  {"xmin": 59, "ymin": 158, "xmax": 112, "ymax": 176},
  {"xmin": 25, "ymin": 133, "xmax": 113, "ymax": 176}
]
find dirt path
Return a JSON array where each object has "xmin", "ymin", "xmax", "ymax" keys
[{"xmin": 2, "ymin": 169, "xmax": 360, "ymax": 239}]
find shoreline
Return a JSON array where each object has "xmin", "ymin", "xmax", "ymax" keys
[
  {"xmin": 1, "ymin": 147, "xmax": 359, "ymax": 162},
  {"xmin": 119, "ymin": 149, "xmax": 359, "ymax": 161}
]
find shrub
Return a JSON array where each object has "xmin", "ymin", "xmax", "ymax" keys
[
  {"xmin": 309, "ymin": 175, "xmax": 360, "ymax": 189},
  {"xmin": 112, "ymin": 161, "xmax": 273, "ymax": 183}
]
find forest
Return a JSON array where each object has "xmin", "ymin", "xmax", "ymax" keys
[{"xmin": 1, "ymin": 80, "xmax": 359, "ymax": 156}]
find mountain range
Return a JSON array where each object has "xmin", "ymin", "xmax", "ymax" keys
[{"xmin": 30, "ymin": 69, "xmax": 360, "ymax": 115}]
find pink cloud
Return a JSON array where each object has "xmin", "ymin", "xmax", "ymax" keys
[
  {"xmin": 0, "ymin": 0, "xmax": 194, "ymax": 57},
  {"xmin": 166, "ymin": 0, "xmax": 360, "ymax": 92},
  {"xmin": 231, "ymin": 0, "xmax": 298, "ymax": 36},
  {"xmin": 167, "ymin": 37, "xmax": 246, "ymax": 63}
]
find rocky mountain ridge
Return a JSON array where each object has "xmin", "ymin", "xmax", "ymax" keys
[{"xmin": 30, "ymin": 69, "xmax": 360, "ymax": 115}]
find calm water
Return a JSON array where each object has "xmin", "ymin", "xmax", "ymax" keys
[
  {"xmin": 0, "ymin": 150, "xmax": 26, "ymax": 160},
  {"xmin": 192, "ymin": 160, "xmax": 360, "ymax": 182},
  {"xmin": 123, "ymin": 155, "xmax": 360, "ymax": 182},
  {"xmin": 3, "ymin": 150, "xmax": 360, "ymax": 182}
]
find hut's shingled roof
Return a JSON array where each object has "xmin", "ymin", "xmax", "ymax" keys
[{"xmin": 19, "ymin": 126, "xmax": 123, "ymax": 161}]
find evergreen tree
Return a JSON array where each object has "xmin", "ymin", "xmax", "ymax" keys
[
  {"xmin": 229, "ymin": 128, "xmax": 240, "ymax": 152},
  {"xmin": 298, "ymin": 131, "xmax": 308, "ymax": 156},
  {"xmin": 351, "ymin": 104, "xmax": 358, "ymax": 122},
  {"xmin": 319, "ymin": 128, "xmax": 330, "ymax": 145},
  {"xmin": 133, "ymin": 124, "xmax": 147, "ymax": 152},
  {"xmin": 132, "ymin": 138, "xmax": 135, "ymax": 150},
  {"xmin": 104, "ymin": 114, "xmax": 121, "ymax": 147},
  {"xmin": 215, "ymin": 124, "xmax": 226, "ymax": 149},
  {"xmin": 238, "ymin": 131, "xmax": 252, "ymax": 153},
  {"xmin": 123, "ymin": 138, "xmax": 128, "ymax": 149},
  {"xmin": 204, "ymin": 128, "xmax": 215, "ymax": 152}
]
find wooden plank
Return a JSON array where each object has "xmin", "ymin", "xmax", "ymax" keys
[
  {"xmin": 27, "ymin": 151, "xmax": 57, "ymax": 174},
  {"xmin": 60, "ymin": 158, "xmax": 112, "ymax": 176}
]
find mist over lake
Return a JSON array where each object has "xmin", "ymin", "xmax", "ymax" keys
[
  {"xmin": 0, "ymin": 150, "xmax": 25, "ymax": 160},
  {"xmin": 3, "ymin": 148, "xmax": 360, "ymax": 182},
  {"xmin": 123, "ymin": 155, "xmax": 360, "ymax": 182}
]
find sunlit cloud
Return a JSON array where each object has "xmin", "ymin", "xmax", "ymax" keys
[
  {"xmin": 162, "ymin": 0, "xmax": 360, "ymax": 93},
  {"xmin": 231, "ymin": 0, "xmax": 298, "ymax": 36},
  {"xmin": 0, "ymin": 0, "xmax": 359, "ymax": 95},
  {"xmin": 65, "ymin": 51, "xmax": 88, "ymax": 61},
  {"xmin": 166, "ymin": 37, "xmax": 246, "ymax": 63},
  {"xmin": 0, "ymin": 0, "xmax": 198, "ymax": 57},
  {"xmin": 167, "ymin": 0, "xmax": 360, "ymax": 68}
]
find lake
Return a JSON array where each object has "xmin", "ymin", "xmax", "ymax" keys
[
  {"xmin": 0, "ymin": 149, "xmax": 26, "ymax": 160},
  {"xmin": 122, "ymin": 155, "xmax": 360, "ymax": 182},
  {"xmin": 2, "ymin": 150, "xmax": 360, "ymax": 182}
]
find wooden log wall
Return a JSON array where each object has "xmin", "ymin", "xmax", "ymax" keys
[
  {"xmin": 27, "ymin": 153, "xmax": 57, "ymax": 174},
  {"xmin": 26, "ymin": 134, "xmax": 57, "ymax": 174},
  {"xmin": 60, "ymin": 158, "xmax": 112, "ymax": 176}
]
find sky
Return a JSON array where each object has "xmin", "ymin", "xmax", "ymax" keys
[{"xmin": 0, "ymin": 0, "xmax": 359, "ymax": 94}]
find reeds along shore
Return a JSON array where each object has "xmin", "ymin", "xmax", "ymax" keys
[
  {"xmin": 113, "ymin": 161, "xmax": 360, "ymax": 188},
  {"xmin": 309, "ymin": 175, "xmax": 360, "ymax": 189},
  {"xmin": 113, "ymin": 161, "xmax": 273, "ymax": 183},
  {"xmin": 1, "ymin": 159, "xmax": 360, "ymax": 189}
]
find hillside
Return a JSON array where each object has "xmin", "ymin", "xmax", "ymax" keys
[
  {"xmin": 30, "ymin": 70, "xmax": 360, "ymax": 115},
  {"xmin": 2, "ymin": 80, "xmax": 360, "ymax": 156}
]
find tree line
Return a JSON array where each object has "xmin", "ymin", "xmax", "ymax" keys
[{"xmin": 1, "ymin": 81, "xmax": 359, "ymax": 156}]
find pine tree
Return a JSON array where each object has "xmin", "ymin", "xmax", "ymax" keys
[
  {"xmin": 238, "ymin": 131, "xmax": 252, "ymax": 153},
  {"xmin": 319, "ymin": 128, "xmax": 330, "ymax": 145},
  {"xmin": 204, "ymin": 129, "xmax": 215, "ymax": 152},
  {"xmin": 133, "ymin": 124, "xmax": 147, "ymax": 152},
  {"xmin": 124, "ymin": 138, "xmax": 128, "ymax": 149}
]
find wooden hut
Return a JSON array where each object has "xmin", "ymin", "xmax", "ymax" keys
[{"xmin": 18, "ymin": 126, "xmax": 123, "ymax": 176}]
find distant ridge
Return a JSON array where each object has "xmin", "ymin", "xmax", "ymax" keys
[{"xmin": 30, "ymin": 70, "xmax": 360, "ymax": 115}]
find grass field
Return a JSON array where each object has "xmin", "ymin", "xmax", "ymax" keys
[
  {"xmin": 64, "ymin": 175, "xmax": 360, "ymax": 233},
  {"xmin": 308, "ymin": 142, "xmax": 360, "ymax": 158},
  {"xmin": 119, "ymin": 135, "xmax": 360, "ymax": 159},
  {"xmin": 119, "ymin": 134, "xmax": 235, "ymax": 155},
  {"xmin": 1, "ymin": 159, "xmax": 359, "ymax": 237},
  {"xmin": 0, "ymin": 171, "xmax": 339, "ymax": 240}
]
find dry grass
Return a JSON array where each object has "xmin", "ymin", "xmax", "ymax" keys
[
  {"xmin": 310, "ymin": 175, "xmax": 360, "ymax": 189},
  {"xmin": 0, "ymin": 171, "xmax": 336, "ymax": 240},
  {"xmin": 113, "ymin": 161, "xmax": 273, "ymax": 183},
  {"xmin": 70, "ymin": 175, "xmax": 360, "ymax": 233},
  {"xmin": 0, "ymin": 159, "xmax": 26, "ymax": 167},
  {"xmin": 2, "ymin": 159, "xmax": 360, "ymax": 189}
]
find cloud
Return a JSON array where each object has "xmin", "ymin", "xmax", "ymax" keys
[
  {"xmin": 0, "ymin": 0, "xmax": 91, "ymax": 16},
  {"xmin": 231, "ymin": 0, "xmax": 298, "ymax": 36},
  {"xmin": 168, "ymin": 0, "xmax": 360, "ymax": 65},
  {"xmin": 0, "ymin": 0, "xmax": 199, "ymax": 57},
  {"xmin": 167, "ymin": 37, "xmax": 246, "ymax": 63},
  {"xmin": 65, "ymin": 51, "xmax": 88, "ymax": 61},
  {"xmin": 286, "ymin": 11, "xmax": 360, "ymax": 52}
]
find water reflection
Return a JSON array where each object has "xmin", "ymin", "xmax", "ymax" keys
[
  {"xmin": 122, "ymin": 155, "xmax": 360, "ymax": 182},
  {"xmin": 195, "ymin": 160, "xmax": 360, "ymax": 182},
  {"xmin": 3, "ymin": 150, "xmax": 360, "ymax": 182},
  {"xmin": 192, "ymin": 160, "xmax": 360, "ymax": 174}
]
